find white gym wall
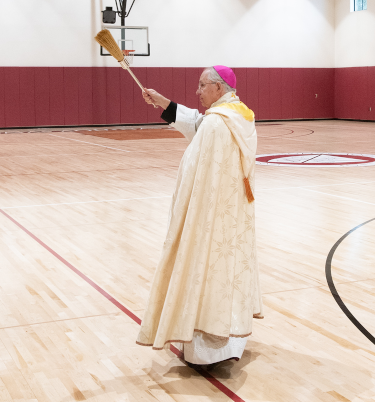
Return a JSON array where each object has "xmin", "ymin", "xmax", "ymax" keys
[
  {"xmin": 335, "ymin": 0, "xmax": 375, "ymax": 67},
  {"xmin": 0, "ymin": 0, "xmax": 335, "ymax": 68}
]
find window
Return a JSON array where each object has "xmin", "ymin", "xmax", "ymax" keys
[{"xmin": 350, "ymin": 0, "xmax": 367, "ymax": 12}]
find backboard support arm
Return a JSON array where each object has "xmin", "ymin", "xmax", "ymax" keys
[{"xmin": 114, "ymin": 0, "xmax": 136, "ymax": 50}]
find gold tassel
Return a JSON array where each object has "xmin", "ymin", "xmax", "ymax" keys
[{"xmin": 243, "ymin": 177, "xmax": 254, "ymax": 203}]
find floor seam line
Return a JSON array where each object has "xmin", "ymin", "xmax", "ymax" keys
[
  {"xmin": 0, "ymin": 312, "xmax": 119, "ymax": 330},
  {"xmin": 0, "ymin": 195, "xmax": 172, "ymax": 209},
  {"xmin": 302, "ymin": 188, "xmax": 375, "ymax": 206},
  {"xmin": 48, "ymin": 133, "xmax": 133, "ymax": 153},
  {"xmin": 3, "ymin": 178, "xmax": 375, "ymax": 209}
]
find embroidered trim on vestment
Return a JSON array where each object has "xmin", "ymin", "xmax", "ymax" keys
[
  {"xmin": 193, "ymin": 329, "xmax": 252, "ymax": 339},
  {"xmin": 151, "ymin": 339, "xmax": 193, "ymax": 351},
  {"xmin": 136, "ymin": 341, "xmax": 154, "ymax": 347},
  {"xmin": 136, "ymin": 328, "xmax": 254, "ymax": 349}
]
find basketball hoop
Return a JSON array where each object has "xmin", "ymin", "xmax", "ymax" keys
[{"xmin": 122, "ymin": 49, "xmax": 135, "ymax": 65}]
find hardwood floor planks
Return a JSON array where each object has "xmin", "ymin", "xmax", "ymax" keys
[{"xmin": 0, "ymin": 120, "xmax": 374, "ymax": 401}]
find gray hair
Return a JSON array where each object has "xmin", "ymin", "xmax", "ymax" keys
[{"xmin": 204, "ymin": 67, "xmax": 236, "ymax": 94}]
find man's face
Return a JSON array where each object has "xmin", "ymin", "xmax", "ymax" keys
[{"xmin": 196, "ymin": 70, "xmax": 222, "ymax": 108}]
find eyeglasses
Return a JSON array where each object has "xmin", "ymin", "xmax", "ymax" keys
[{"xmin": 197, "ymin": 81, "xmax": 217, "ymax": 91}]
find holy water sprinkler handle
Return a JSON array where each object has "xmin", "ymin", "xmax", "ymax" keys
[
  {"xmin": 94, "ymin": 29, "xmax": 157, "ymax": 108},
  {"xmin": 119, "ymin": 59, "xmax": 157, "ymax": 108}
]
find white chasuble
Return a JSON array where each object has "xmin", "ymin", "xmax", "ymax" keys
[{"xmin": 136, "ymin": 92, "xmax": 263, "ymax": 352}]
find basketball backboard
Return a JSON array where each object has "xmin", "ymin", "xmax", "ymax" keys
[{"xmin": 100, "ymin": 25, "xmax": 150, "ymax": 56}]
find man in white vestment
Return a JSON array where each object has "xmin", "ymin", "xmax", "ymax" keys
[{"xmin": 136, "ymin": 66, "xmax": 263, "ymax": 368}]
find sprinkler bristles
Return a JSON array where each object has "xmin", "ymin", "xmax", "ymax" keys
[{"xmin": 95, "ymin": 29, "xmax": 124, "ymax": 62}]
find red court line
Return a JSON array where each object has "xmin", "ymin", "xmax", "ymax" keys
[
  {"xmin": 169, "ymin": 344, "xmax": 245, "ymax": 402},
  {"xmin": 0, "ymin": 208, "xmax": 246, "ymax": 402},
  {"xmin": 256, "ymin": 152, "xmax": 375, "ymax": 165},
  {"xmin": 0, "ymin": 209, "xmax": 141, "ymax": 325}
]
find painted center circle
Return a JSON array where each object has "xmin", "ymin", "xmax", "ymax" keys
[{"xmin": 256, "ymin": 153, "xmax": 375, "ymax": 167}]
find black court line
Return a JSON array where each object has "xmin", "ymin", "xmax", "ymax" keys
[
  {"xmin": 325, "ymin": 217, "xmax": 375, "ymax": 345},
  {"xmin": 302, "ymin": 154, "xmax": 322, "ymax": 163}
]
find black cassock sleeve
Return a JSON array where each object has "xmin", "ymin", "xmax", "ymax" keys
[{"xmin": 161, "ymin": 101, "xmax": 177, "ymax": 124}]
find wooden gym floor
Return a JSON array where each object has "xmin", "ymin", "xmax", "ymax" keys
[{"xmin": 0, "ymin": 120, "xmax": 374, "ymax": 402}]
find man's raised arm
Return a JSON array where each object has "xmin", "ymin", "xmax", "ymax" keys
[{"xmin": 143, "ymin": 88, "xmax": 203, "ymax": 142}]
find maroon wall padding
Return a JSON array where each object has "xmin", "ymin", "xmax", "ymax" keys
[
  {"xmin": 131, "ymin": 68, "xmax": 148, "ymax": 124},
  {"xmin": 315, "ymin": 68, "xmax": 334, "ymax": 118},
  {"xmin": 342, "ymin": 67, "xmax": 367, "ymax": 120},
  {"xmin": 120, "ymin": 67, "xmax": 134, "ymax": 124},
  {"xmin": 159, "ymin": 67, "xmax": 174, "ymax": 116},
  {"xmin": 334, "ymin": 68, "xmax": 347, "ymax": 119},
  {"xmin": 0, "ymin": 68, "xmax": 5, "ymax": 127},
  {"xmin": 350, "ymin": 67, "xmax": 363, "ymax": 119},
  {"xmin": 35, "ymin": 67, "xmax": 50, "ymax": 126},
  {"xmin": 172, "ymin": 68, "xmax": 186, "ymax": 107},
  {"xmin": 303, "ymin": 68, "xmax": 315, "ymax": 119},
  {"xmin": 368, "ymin": 67, "xmax": 375, "ymax": 121},
  {"xmin": 269, "ymin": 69, "xmax": 282, "ymax": 120},
  {"xmin": 19, "ymin": 67, "xmax": 36, "ymax": 127},
  {"xmin": 1, "ymin": 66, "xmax": 375, "ymax": 128},
  {"xmin": 234, "ymin": 68, "xmax": 247, "ymax": 107},
  {"xmin": 146, "ymin": 67, "xmax": 161, "ymax": 123},
  {"xmin": 335, "ymin": 66, "xmax": 375, "ymax": 121},
  {"xmin": 49, "ymin": 67, "xmax": 65, "ymax": 126},
  {"xmin": 185, "ymin": 67, "xmax": 200, "ymax": 111},
  {"xmin": 354, "ymin": 67, "xmax": 368, "ymax": 120},
  {"xmin": 258, "ymin": 69, "xmax": 271, "ymax": 120},
  {"xmin": 281, "ymin": 69, "xmax": 293, "ymax": 119},
  {"xmin": 106, "ymin": 67, "xmax": 121, "ymax": 125},
  {"xmin": 79, "ymin": 67, "xmax": 93, "ymax": 125},
  {"xmin": 292, "ymin": 69, "xmax": 304, "ymax": 119},
  {"xmin": 92, "ymin": 68, "xmax": 107, "ymax": 125},
  {"xmin": 4, "ymin": 67, "xmax": 20, "ymax": 127},
  {"xmin": 247, "ymin": 69, "xmax": 259, "ymax": 118},
  {"xmin": 64, "ymin": 67, "xmax": 79, "ymax": 126}
]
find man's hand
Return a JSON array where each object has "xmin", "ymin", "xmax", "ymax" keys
[{"xmin": 142, "ymin": 89, "xmax": 171, "ymax": 110}]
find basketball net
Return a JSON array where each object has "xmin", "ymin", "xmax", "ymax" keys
[{"xmin": 122, "ymin": 50, "xmax": 135, "ymax": 65}]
